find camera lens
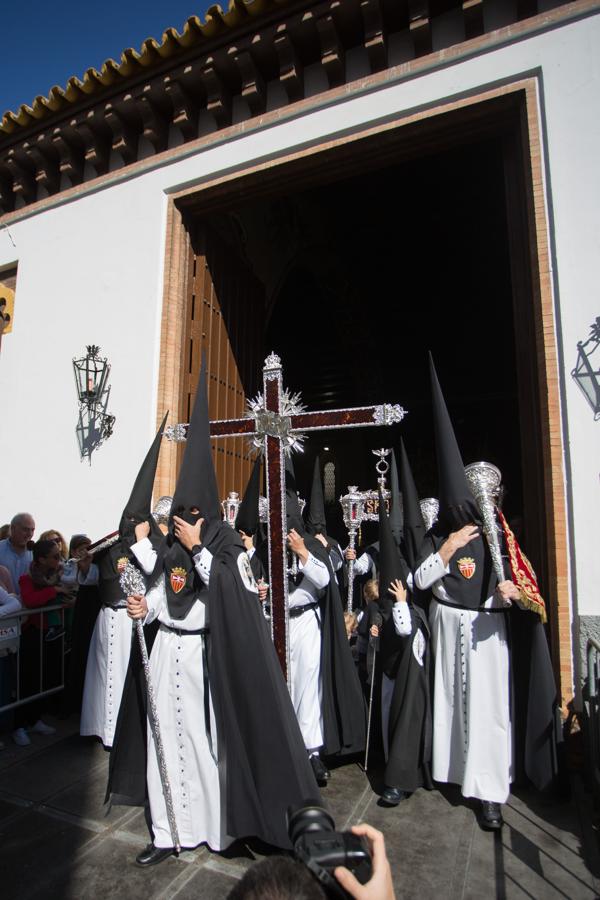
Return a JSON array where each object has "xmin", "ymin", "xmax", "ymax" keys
[{"xmin": 286, "ymin": 803, "xmax": 336, "ymax": 846}]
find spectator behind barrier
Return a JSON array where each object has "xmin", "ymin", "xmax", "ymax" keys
[
  {"xmin": 39, "ymin": 530, "xmax": 73, "ymax": 639},
  {"xmin": 0, "ymin": 513, "xmax": 35, "ymax": 598},
  {"xmin": 12, "ymin": 539, "xmax": 72, "ymax": 746},
  {"xmin": 40, "ymin": 530, "xmax": 69, "ymax": 562}
]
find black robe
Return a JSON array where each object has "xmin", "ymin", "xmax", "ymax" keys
[
  {"xmin": 380, "ymin": 600, "xmax": 433, "ymax": 793},
  {"xmin": 108, "ymin": 530, "xmax": 320, "ymax": 849},
  {"xmin": 307, "ymin": 539, "xmax": 367, "ymax": 757},
  {"xmin": 248, "ymin": 550, "xmax": 267, "ymax": 584}
]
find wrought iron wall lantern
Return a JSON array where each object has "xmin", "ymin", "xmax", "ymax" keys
[
  {"xmin": 572, "ymin": 317, "xmax": 600, "ymax": 420},
  {"xmin": 72, "ymin": 345, "xmax": 116, "ymax": 459},
  {"xmin": 73, "ymin": 344, "xmax": 110, "ymax": 410}
]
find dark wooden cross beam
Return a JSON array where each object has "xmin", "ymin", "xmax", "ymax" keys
[{"xmin": 166, "ymin": 353, "xmax": 406, "ymax": 679}]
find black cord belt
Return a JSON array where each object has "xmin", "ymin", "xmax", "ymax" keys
[
  {"xmin": 159, "ymin": 623, "xmax": 216, "ymax": 763},
  {"xmin": 433, "ymin": 597, "xmax": 507, "ymax": 614},
  {"xmin": 160, "ymin": 624, "xmax": 210, "ymax": 636},
  {"xmin": 289, "ymin": 601, "xmax": 320, "ymax": 619}
]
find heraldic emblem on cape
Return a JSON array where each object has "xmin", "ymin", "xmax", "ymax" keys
[
  {"xmin": 170, "ymin": 567, "xmax": 187, "ymax": 594},
  {"xmin": 457, "ymin": 557, "xmax": 476, "ymax": 579}
]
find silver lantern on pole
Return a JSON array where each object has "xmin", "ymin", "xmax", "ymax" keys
[
  {"xmin": 340, "ymin": 485, "xmax": 366, "ymax": 612},
  {"xmin": 222, "ymin": 491, "xmax": 240, "ymax": 528}
]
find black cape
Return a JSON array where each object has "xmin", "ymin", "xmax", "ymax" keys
[
  {"xmin": 306, "ymin": 538, "xmax": 367, "ymax": 757},
  {"xmin": 108, "ymin": 526, "xmax": 320, "ymax": 849},
  {"xmin": 380, "ymin": 600, "xmax": 433, "ymax": 793}
]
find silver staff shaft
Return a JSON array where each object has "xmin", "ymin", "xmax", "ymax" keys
[
  {"xmin": 475, "ymin": 491, "xmax": 505, "ymax": 584},
  {"xmin": 363, "ymin": 643, "xmax": 378, "ymax": 772},
  {"xmin": 135, "ymin": 619, "xmax": 181, "ymax": 853},
  {"xmin": 346, "ymin": 527, "xmax": 358, "ymax": 613}
]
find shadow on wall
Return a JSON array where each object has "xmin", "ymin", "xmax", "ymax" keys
[
  {"xmin": 76, "ymin": 392, "xmax": 115, "ymax": 464},
  {"xmin": 571, "ymin": 317, "xmax": 600, "ymax": 421}
]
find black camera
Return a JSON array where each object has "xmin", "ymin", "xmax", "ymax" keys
[{"xmin": 287, "ymin": 803, "xmax": 372, "ymax": 899}]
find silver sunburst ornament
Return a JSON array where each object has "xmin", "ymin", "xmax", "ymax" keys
[{"xmin": 244, "ymin": 388, "xmax": 307, "ymax": 456}]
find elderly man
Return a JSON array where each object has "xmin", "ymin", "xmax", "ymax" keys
[{"xmin": 0, "ymin": 513, "xmax": 35, "ymax": 598}]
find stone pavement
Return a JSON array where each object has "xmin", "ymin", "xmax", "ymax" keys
[{"xmin": 1, "ymin": 716, "xmax": 599, "ymax": 900}]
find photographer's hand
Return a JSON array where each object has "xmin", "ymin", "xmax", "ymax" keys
[{"xmin": 334, "ymin": 823, "xmax": 396, "ymax": 900}]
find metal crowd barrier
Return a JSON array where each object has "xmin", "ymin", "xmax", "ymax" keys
[
  {"xmin": 0, "ymin": 603, "xmax": 67, "ymax": 714},
  {"xmin": 586, "ymin": 636, "xmax": 600, "ymax": 808}
]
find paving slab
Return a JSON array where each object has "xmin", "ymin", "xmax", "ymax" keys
[
  {"xmin": 0, "ymin": 732, "xmax": 105, "ymax": 803},
  {"xmin": 1, "ymin": 718, "xmax": 599, "ymax": 900},
  {"xmin": 1, "ymin": 807, "xmax": 98, "ymax": 898},
  {"xmin": 44, "ymin": 760, "xmax": 133, "ymax": 829}
]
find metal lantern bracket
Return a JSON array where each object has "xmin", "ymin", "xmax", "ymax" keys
[
  {"xmin": 572, "ymin": 317, "xmax": 600, "ymax": 420},
  {"xmin": 72, "ymin": 344, "xmax": 116, "ymax": 460}
]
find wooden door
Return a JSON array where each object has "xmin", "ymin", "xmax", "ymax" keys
[{"xmin": 179, "ymin": 223, "xmax": 265, "ymax": 497}]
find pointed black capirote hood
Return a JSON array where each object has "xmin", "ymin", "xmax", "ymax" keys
[
  {"xmin": 389, "ymin": 449, "xmax": 403, "ymax": 544},
  {"xmin": 236, "ymin": 457, "xmax": 262, "ymax": 536},
  {"xmin": 285, "ymin": 455, "xmax": 305, "ymax": 534},
  {"xmin": 305, "ymin": 456, "xmax": 327, "ymax": 536},
  {"xmin": 429, "ymin": 353, "xmax": 480, "ymax": 529},
  {"xmin": 121, "ymin": 411, "xmax": 169, "ymax": 525},
  {"xmin": 170, "ymin": 358, "xmax": 220, "ymax": 523},
  {"xmin": 378, "ymin": 490, "xmax": 408, "ymax": 615},
  {"xmin": 398, "ymin": 438, "xmax": 426, "ymax": 572}
]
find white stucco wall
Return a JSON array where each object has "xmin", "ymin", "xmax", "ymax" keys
[{"xmin": 0, "ymin": 10, "xmax": 598, "ymax": 635}]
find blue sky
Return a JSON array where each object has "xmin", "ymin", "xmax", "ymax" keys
[{"xmin": 1, "ymin": 2, "xmax": 213, "ymax": 117}]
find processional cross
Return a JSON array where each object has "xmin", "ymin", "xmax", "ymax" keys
[{"xmin": 166, "ymin": 353, "xmax": 407, "ymax": 679}]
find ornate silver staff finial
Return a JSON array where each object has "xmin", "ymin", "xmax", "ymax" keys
[
  {"xmin": 152, "ymin": 496, "xmax": 172, "ymax": 526},
  {"xmin": 419, "ymin": 497, "xmax": 439, "ymax": 532},
  {"xmin": 372, "ymin": 448, "xmax": 391, "ymax": 491},
  {"xmin": 464, "ymin": 461, "xmax": 505, "ymax": 584}
]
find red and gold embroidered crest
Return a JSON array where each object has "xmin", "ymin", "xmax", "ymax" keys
[
  {"xmin": 170, "ymin": 567, "xmax": 187, "ymax": 594},
  {"xmin": 457, "ymin": 557, "xmax": 476, "ymax": 579},
  {"xmin": 116, "ymin": 557, "xmax": 128, "ymax": 574}
]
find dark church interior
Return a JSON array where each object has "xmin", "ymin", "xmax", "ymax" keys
[{"xmin": 204, "ymin": 131, "xmax": 527, "ymax": 548}]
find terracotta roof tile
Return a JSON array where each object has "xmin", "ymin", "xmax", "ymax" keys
[{"xmin": 1, "ymin": 0, "xmax": 287, "ymax": 134}]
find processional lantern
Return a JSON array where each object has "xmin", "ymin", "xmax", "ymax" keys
[
  {"xmin": 572, "ymin": 317, "xmax": 600, "ymax": 420},
  {"xmin": 222, "ymin": 491, "xmax": 240, "ymax": 527},
  {"xmin": 340, "ymin": 485, "xmax": 366, "ymax": 613}
]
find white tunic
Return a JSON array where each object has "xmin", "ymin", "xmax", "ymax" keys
[
  {"xmin": 80, "ymin": 605, "xmax": 132, "ymax": 747},
  {"xmin": 143, "ymin": 548, "xmax": 238, "ymax": 851},
  {"xmin": 351, "ymin": 551, "xmax": 374, "ymax": 577},
  {"xmin": 289, "ymin": 552, "xmax": 329, "ymax": 751},
  {"xmin": 415, "ymin": 552, "xmax": 513, "ymax": 803}
]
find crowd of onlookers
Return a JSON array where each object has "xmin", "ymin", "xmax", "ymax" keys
[{"xmin": 0, "ymin": 513, "xmax": 101, "ymax": 750}]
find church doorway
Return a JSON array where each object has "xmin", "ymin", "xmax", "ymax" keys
[{"xmin": 163, "ymin": 83, "xmax": 568, "ymax": 700}]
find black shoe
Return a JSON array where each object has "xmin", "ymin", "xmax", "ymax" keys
[
  {"xmin": 135, "ymin": 843, "xmax": 175, "ymax": 867},
  {"xmin": 479, "ymin": 801, "xmax": 503, "ymax": 831},
  {"xmin": 310, "ymin": 754, "xmax": 330, "ymax": 786},
  {"xmin": 381, "ymin": 786, "xmax": 407, "ymax": 806}
]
